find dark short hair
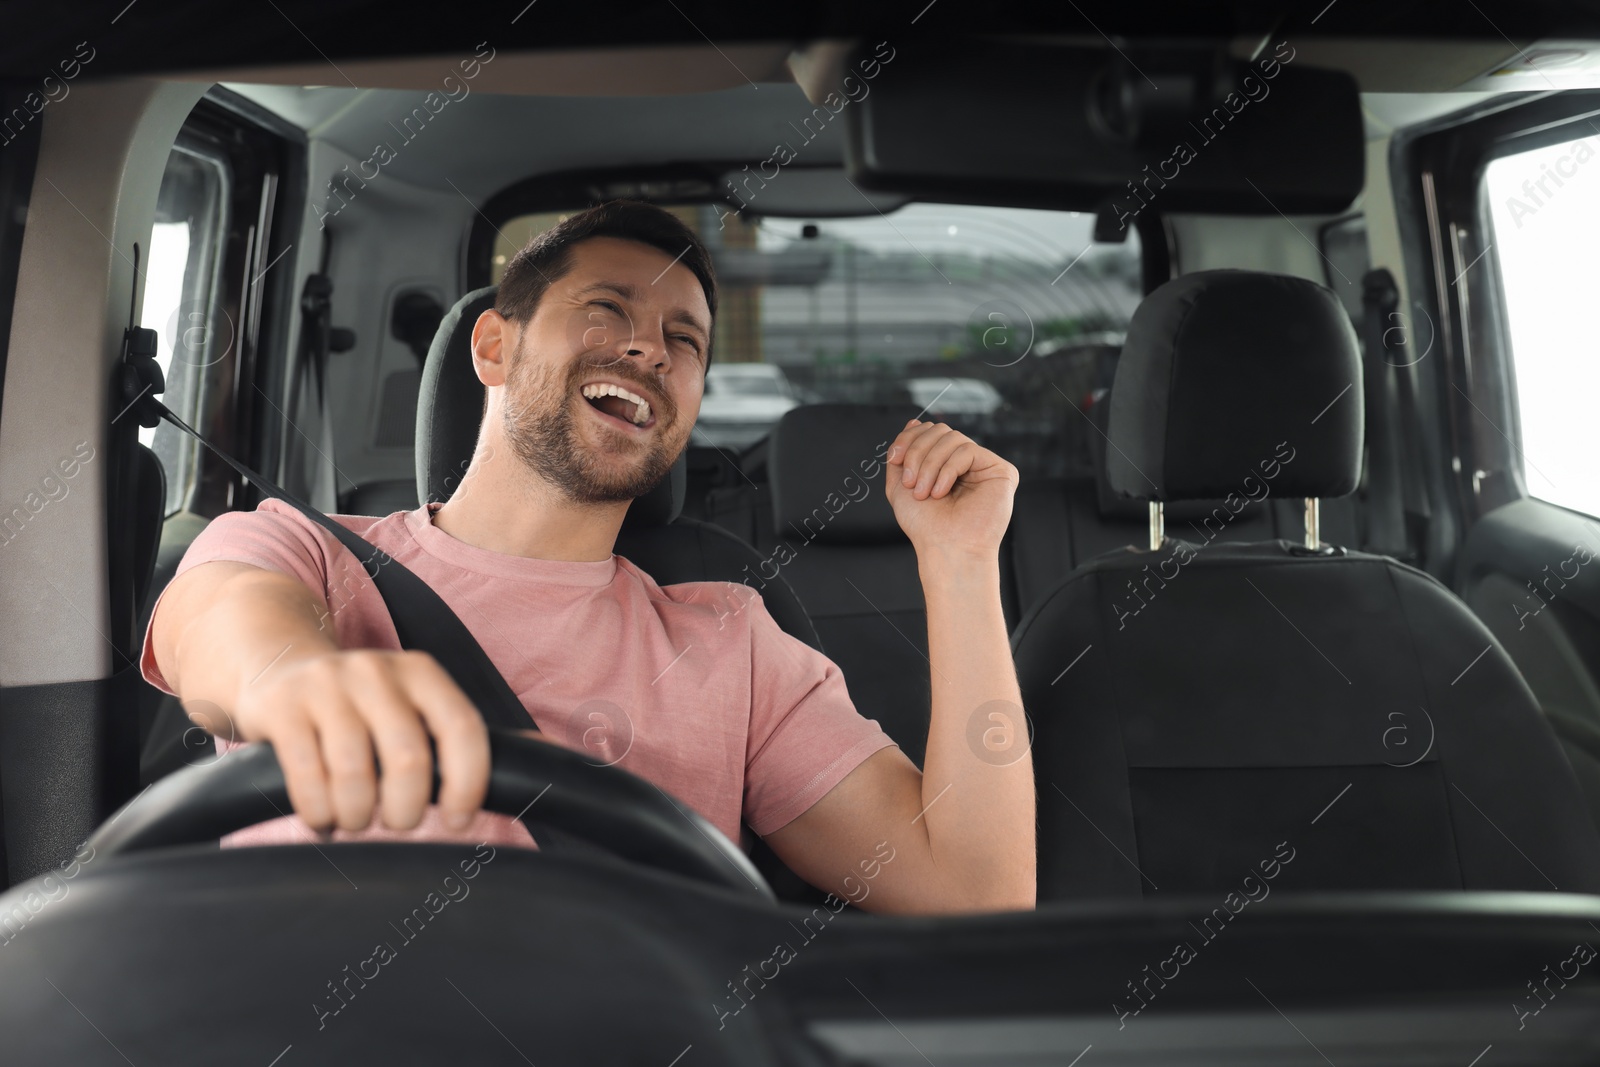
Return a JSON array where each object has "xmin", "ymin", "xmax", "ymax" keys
[{"xmin": 495, "ymin": 199, "xmax": 717, "ymax": 362}]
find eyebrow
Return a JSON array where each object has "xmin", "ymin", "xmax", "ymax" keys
[
  {"xmin": 576, "ymin": 280, "xmax": 710, "ymax": 344},
  {"xmin": 576, "ymin": 281, "xmax": 639, "ymax": 302}
]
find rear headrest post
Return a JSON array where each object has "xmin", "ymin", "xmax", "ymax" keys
[
  {"xmin": 1148, "ymin": 501, "xmax": 1164, "ymax": 551},
  {"xmin": 1304, "ymin": 497, "xmax": 1321, "ymax": 550}
]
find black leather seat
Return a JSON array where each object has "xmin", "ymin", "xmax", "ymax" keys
[{"xmin": 1013, "ymin": 269, "xmax": 1600, "ymax": 899}]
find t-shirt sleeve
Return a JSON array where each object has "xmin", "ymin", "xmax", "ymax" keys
[
  {"xmin": 742, "ymin": 593, "xmax": 899, "ymax": 836},
  {"xmin": 139, "ymin": 499, "xmax": 338, "ymax": 695}
]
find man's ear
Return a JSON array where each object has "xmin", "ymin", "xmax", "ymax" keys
[{"xmin": 470, "ymin": 308, "xmax": 513, "ymax": 387}]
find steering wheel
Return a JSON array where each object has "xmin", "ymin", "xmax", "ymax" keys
[{"xmin": 88, "ymin": 728, "xmax": 774, "ymax": 901}]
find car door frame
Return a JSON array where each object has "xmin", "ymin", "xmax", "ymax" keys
[{"xmin": 1393, "ymin": 88, "xmax": 1600, "ymax": 829}]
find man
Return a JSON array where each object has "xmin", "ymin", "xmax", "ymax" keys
[{"xmin": 143, "ymin": 200, "xmax": 1035, "ymax": 915}]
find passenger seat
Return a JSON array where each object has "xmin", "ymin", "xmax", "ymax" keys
[{"xmin": 1013, "ymin": 270, "xmax": 1600, "ymax": 899}]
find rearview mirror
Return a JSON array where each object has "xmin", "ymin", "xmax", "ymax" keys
[{"xmin": 842, "ymin": 40, "xmax": 1365, "ymax": 228}]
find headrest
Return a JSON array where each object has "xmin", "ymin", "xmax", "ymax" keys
[
  {"xmin": 415, "ymin": 286, "xmax": 685, "ymax": 526},
  {"xmin": 1088, "ymin": 391, "xmax": 1265, "ymax": 523},
  {"xmin": 1105, "ymin": 270, "xmax": 1363, "ymax": 502},
  {"xmin": 1088, "ymin": 394, "xmax": 1142, "ymax": 520},
  {"xmin": 769, "ymin": 403, "xmax": 920, "ymax": 546}
]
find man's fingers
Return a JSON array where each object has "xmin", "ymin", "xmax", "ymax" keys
[
  {"xmin": 897, "ymin": 422, "xmax": 953, "ymax": 487},
  {"xmin": 231, "ymin": 649, "xmax": 493, "ymax": 836},
  {"xmin": 931, "ymin": 448, "xmax": 976, "ymax": 497},
  {"xmin": 346, "ymin": 665, "xmax": 438, "ymax": 831},
  {"xmin": 310, "ymin": 697, "xmax": 380, "ymax": 831},
  {"xmin": 400, "ymin": 652, "xmax": 492, "ymax": 830},
  {"xmin": 913, "ymin": 432, "xmax": 973, "ymax": 498},
  {"xmin": 886, "ymin": 418, "xmax": 932, "ymax": 467},
  {"xmin": 269, "ymin": 710, "xmax": 334, "ymax": 831}
]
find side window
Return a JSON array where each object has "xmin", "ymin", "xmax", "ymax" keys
[
  {"xmin": 138, "ymin": 143, "xmax": 229, "ymax": 515},
  {"xmin": 1485, "ymin": 136, "xmax": 1600, "ymax": 517}
]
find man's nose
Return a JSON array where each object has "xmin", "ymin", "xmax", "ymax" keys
[{"xmin": 620, "ymin": 323, "xmax": 670, "ymax": 370}]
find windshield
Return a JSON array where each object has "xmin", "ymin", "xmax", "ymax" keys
[{"xmin": 494, "ymin": 201, "xmax": 1142, "ymax": 472}]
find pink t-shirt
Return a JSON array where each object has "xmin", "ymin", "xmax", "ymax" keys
[{"xmin": 140, "ymin": 498, "xmax": 897, "ymax": 851}]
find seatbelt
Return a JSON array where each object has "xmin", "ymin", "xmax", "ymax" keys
[
  {"xmin": 1360, "ymin": 268, "xmax": 1433, "ymax": 566},
  {"xmin": 281, "ymin": 235, "xmax": 356, "ymax": 513},
  {"xmin": 286, "ymin": 272, "xmax": 340, "ymax": 513},
  {"xmin": 1359, "ymin": 269, "xmax": 1410, "ymax": 559},
  {"xmin": 1390, "ymin": 331, "xmax": 1434, "ymax": 562},
  {"xmin": 119, "ymin": 325, "xmax": 536, "ymax": 736}
]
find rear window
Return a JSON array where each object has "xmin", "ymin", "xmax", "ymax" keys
[{"xmin": 492, "ymin": 203, "xmax": 1142, "ymax": 477}]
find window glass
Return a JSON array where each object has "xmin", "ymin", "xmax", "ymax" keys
[
  {"xmin": 493, "ymin": 201, "xmax": 1142, "ymax": 478},
  {"xmin": 139, "ymin": 145, "xmax": 229, "ymax": 515},
  {"xmin": 1485, "ymin": 137, "xmax": 1600, "ymax": 516}
]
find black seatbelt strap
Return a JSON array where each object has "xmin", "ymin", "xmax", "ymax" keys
[
  {"xmin": 1390, "ymin": 330, "xmax": 1433, "ymax": 560},
  {"xmin": 119, "ymin": 327, "xmax": 535, "ymax": 735},
  {"xmin": 1359, "ymin": 269, "xmax": 1409, "ymax": 559},
  {"xmin": 1360, "ymin": 268, "xmax": 1432, "ymax": 566},
  {"xmin": 286, "ymin": 272, "xmax": 338, "ymax": 511}
]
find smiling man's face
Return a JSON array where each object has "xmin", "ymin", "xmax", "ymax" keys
[{"xmin": 493, "ymin": 236, "xmax": 710, "ymax": 504}]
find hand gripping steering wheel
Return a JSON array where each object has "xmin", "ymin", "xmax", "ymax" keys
[{"xmin": 88, "ymin": 728, "xmax": 774, "ymax": 901}]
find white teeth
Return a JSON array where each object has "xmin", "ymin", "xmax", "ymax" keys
[{"xmin": 580, "ymin": 382, "xmax": 652, "ymax": 426}]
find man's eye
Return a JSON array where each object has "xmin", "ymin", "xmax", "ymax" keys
[
  {"xmin": 674, "ymin": 335, "xmax": 702, "ymax": 353},
  {"xmin": 590, "ymin": 300, "xmax": 623, "ymax": 314}
]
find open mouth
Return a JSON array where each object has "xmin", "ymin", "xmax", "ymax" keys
[{"xmin": 579, "ymin": 381, "xmax": 658, "ymax": 432}]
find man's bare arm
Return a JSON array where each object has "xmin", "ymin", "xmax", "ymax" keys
[
  {"xmin": 762, "ymin": 422, "xmax": 1036, "ymax": 914},
  {"xmin": 151, "ymin": 561, "xmax": 490, "ymax": 831},
  {"xmin": 152, "ymin": 562, "xmax": 334, "ymax": 735}
]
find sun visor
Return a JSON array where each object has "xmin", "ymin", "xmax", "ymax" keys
[{"xmin": 841, "ymin": 41, "xmax": 1365, "ymax": 223}]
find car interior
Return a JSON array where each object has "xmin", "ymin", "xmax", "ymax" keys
[{"xmin": 6, "ymin": 2, "xmax": 1600, "ymax": 1063}]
